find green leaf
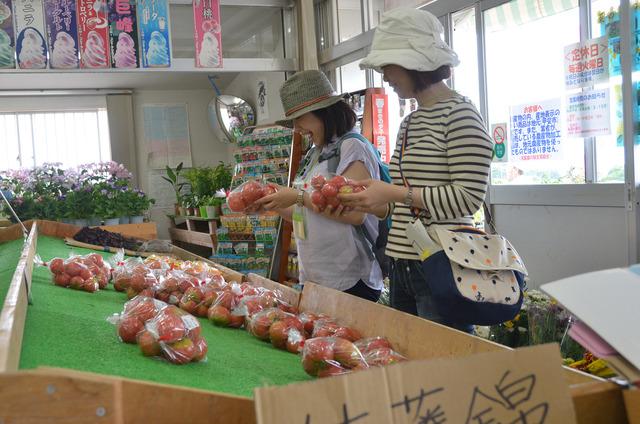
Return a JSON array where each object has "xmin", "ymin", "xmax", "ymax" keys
[
  {"xmin": 176, "ymin": 162, "xmax": 183, "ymax": 173},
  {"xmin": 161, "ymin": 176, "xmax": 174, "ymax": 185},
  {"xmin": 166, "ymin": 166, "xmax": 176, "ymax": 182}
]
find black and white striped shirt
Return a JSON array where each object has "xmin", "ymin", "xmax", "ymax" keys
[{"xmin": 385, "ymin": 95, "xmax": 493, "ymax": 260}]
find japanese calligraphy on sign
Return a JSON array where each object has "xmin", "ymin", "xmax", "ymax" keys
[
  {"xmin": 564, "ymin": 36, "xmax": 609, "ymax": 89},
  {"xmin": 509, "ymin": 99, "xmax": 562, "ymax": 162},
  {"xmin": 566, "ymin": 89, "xmax": 611, "ymax": 138},
  {"xmin": 254, "ymin": 344, "xmax": 576, "ymax": 424},
  {"xmin": 372, "ymin": 93, "xmax": 390, "ymax": 163}
]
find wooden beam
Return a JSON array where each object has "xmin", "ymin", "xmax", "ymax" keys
[
  {"xmin": 0, "ymin": 222, "xmax": 37, "ymax": 372},
  {"xmin": 570, "ymin": 381, "xmax": 629, "ymax": 424},
  {"xmin": 169, "ymin": 227, "xmax": 215, "ymax": 248},
  {"xmin": 99, "ymin": 223, "xmax": 157, "ymax": 240}
]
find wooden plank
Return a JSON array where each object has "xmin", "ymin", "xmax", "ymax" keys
[
  {"xmin": 169, "ymin": 227, "xmax": 214, "ymax": 248},
  {"xmin": 0, "ymin": 370, "xmax": 120, "ymax": 423},
  {"xmin": 170, "ymin": 245, "xmax": 244, "ymax": 283},
  {"xmin": 570, "ymin": 381, "xmax": 629, "ymax": 424},
  {"xmin": 0, "ymin": 220, "xmax": 27, "ymax": 242},
  {"xmin": 247, "ymin": 273, "xmax": 301, "ymax": 309},
  {"xmin": 64, "ymin": 237, "xmax": 157, "ymax": 258},
  {"xmin": 36, "ymin": 367, "xmax": 256, "ymax": 424},
  {"xmin": 99, "ymin": 223, "xmax": 157, "ymax": 240},
  {"xmin": 0, "ymin": 222, "xmax": 38, "ymax": 372},
  {"xmin": 625, "ymin": 390, "xmax": 640, "ymax": 424}
]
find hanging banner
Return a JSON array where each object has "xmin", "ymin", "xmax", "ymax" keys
[
  {"xmin": 509, "ymin": 98, "xmax": 562, "ymax": 162},
  {"xmin": 491, "ymin": 123, "xmax": 508, "ymax": 163},
  {"xmin": 564, "ymin": 36, "xmax": 609, "ymax": 89},
  {"xmin": 77, "ymin": 0, "xmax": 110, "ymax": 68},
  {"xmin": 138, "ymin": 0, "xmax": 170, "ymax": 68},
  {"xmin": 13, "ymin": 0, "xmax": 48, "ymax": 69},
  {"xmin": 0, "ymin": 0, "xmax": 16, "ymax": 68},
  {"xmin": 108, "ymin": 0, "xmax": 139, "ymax": 68},
  {"xmin": 371, "ymin": 93, "xmax": 390, "ymax": 163},
  {"xmin": 44, "ymin": 0, "xmax": 79, "ymax": 69},
  {"xmin": 566, "ymin": 89, "xmax": 611, "ymax": 138},
  {"xmin": 193, "ymin": 0, "xmax": 222, "ymax": 68}
]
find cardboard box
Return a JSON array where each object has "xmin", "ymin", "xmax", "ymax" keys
[
  {"xmin": 77, "ymin": 0, "xmax": 110, "ymax": 68},
  {"xmin": 192, "ymin": 0, "xmax": 221, "ymax": 68},
  {"xmin": 12, "ymin": 0, "xmax": 47, "ymax": 69},
  {"xmin": 44, "ymin": 0, "xmax": 78, "ymax": 69},
  {"xmin": 137, "ymin": 0, "xmax": 170, "ymax": 68},
  {"xmin": 108, "ymin": 0, "xmax": 138, "ymax": 68},
  {"xmin": 0, "ymin": 0, "xmax": 15, "ymax": 68}
]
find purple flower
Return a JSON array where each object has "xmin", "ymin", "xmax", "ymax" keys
[{"xmin": 101, "ymin": 189, "xmax": 108, "ymax": 195}]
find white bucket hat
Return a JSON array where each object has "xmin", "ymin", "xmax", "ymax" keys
[{"xmin": 360, "ymin": 8, "xmax": 460, "ymax": 73}]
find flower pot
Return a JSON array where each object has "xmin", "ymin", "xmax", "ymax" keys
[
  {"xmin": 205, "ymin": 206, "xmax": 218, "ymax": 218},
  {"xmin": 74, "ymin": 219, "xmax": 88, "ymax": 227},
  {"xmin": 187, "ymin": 208, "xmax": 194, "ymax": 216},
  {"xmin": 193, "ymin": 208, "xmax": 201, "ymax": 217},
  {"xmin": 174, "ymin": 203, "xmax": 181, "ymax": 216},
  {"xmin": 103, "ymin": 218, "xmax": 120, "ymax": 226},
  {"xmin": 199, "ymin": 206, "xmax": 208, "ymax": 218},
  {"xmin": 62, "ymin": 218, "xmax": 74, "ymax": 224},
  {"xmin": 119, "ymin": 216, "xmax": 130, "ymax": 224},
  {"xmin": 179, "ymin": 207, "xmax": 187, "ymax": 216},
  {"xmin": 130, "ymin": 216, "xmax": 144, "ymax": 224},
  {"xmin": 88, "ymin": 217, "xmax": 101, "ymax": 226}
]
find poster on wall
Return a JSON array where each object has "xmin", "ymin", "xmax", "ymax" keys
[
  {"xmin": 193, "ymin": 0, "xmax": 221, "ymax": 68},
  {"xmin": 138, "ymin": 0, "xmax": 170, "ymax": 68},
  {"xmin": 509, "ymin": 98, "xmax": 562, "ymax": 162},
  {"xmin": 13, "ymin": 0, "xmax": 48, "ymax": 69},
  {"xmin": 257, "ymin": 80, "xmax": 269, "ymax": 120},
  {"xmin": 77, "ymin": 0, "xmax": 110, "ymax": 68},
  {"xmin": 564, "ymin": 36, "xmax": 609, "ymax": 89},
  {"xmin": 0, "ymin": 0, "xmax": 16, "ymax": 68},
  {"xmin": 566, "ymin": 89, "xmax": 611, "ymax": 138},
  {"xmin": 491, "ymin": 122, "xmax": 508, "ymax": 163},
  {"xmin": 143, "ymin": 104, "xmax": 192, "ymax": 169},
  {"xmin": 108, "ymin": 0, "xmax": 139, "ymax": 68},
  {"xmin": 371, "ymin": 92, "xmax": 390, "ymax": 163},
  {"xmin": 44, "ymin": 0, "xmax": 79, "ymax": 69}
]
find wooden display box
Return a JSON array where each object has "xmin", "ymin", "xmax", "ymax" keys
[{"xmin": 0, "ymin": 221, "xmax": 632, "ymax": 423}]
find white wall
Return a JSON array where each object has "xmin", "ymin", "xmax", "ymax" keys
[
  {"xmin": 494, "ymin": 204, "xmax": 630, "ymax": 288},
  {"xmin": 223, "ymin": 72, "xmax": 287, "ymax": 125},
  {"xmin": 131, "ymin": 88, "xmax": 234, "ymax": 238}
]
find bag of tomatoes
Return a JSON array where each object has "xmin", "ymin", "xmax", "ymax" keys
[{"xmin": 226, "ymin": 179, "xmax": 278, "ymax": 213}]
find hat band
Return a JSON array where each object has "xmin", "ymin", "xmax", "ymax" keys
[{"xmin": 285, "ymin": 93, "xmax": 335, "ymax": 117}]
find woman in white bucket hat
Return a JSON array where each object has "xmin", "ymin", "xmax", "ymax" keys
[
  {"xmin": 255, "ymin": 70, "xmax": 384, "ymax": 302},
  {"xmin": 340, "ymin": 8, "xmax": 494, "ymax": 332}
]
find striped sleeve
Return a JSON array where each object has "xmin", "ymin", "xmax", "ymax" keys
[{"xmin": 419, "ymin": 101, "xmax": 493, "ymax": 221}]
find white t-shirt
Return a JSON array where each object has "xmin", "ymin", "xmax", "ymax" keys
[{"xmin": 295, "ymin": 133, "xmax": 383, "ymax": 292}]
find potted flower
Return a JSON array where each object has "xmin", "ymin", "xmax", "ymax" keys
[
  {"xmin": 192, "ymin": 195, "xmax": 201, "ymax": 217},
  {"xmin": 205, "ymin": 196, "xmax": 224, "ymax": 219},
  {"xmin": 162, "ymin": 162, "xmax": 187, "ymax": 216},
  {"xmin": 183, "ymin": 194, "xmax": 195, "ymax": 216},
  {"xmin": 93, "ymin": 185, "xmax": 120, "ymax": 226},
  {"xmin": 128, "ymin": 189, "xmax": 155, "ymax": 223}
]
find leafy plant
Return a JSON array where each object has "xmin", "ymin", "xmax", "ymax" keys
[{"xmin": 162, "ymin": 162, "xmax": 187, "ymax": 204}]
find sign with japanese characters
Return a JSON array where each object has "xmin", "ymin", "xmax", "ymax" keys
[
  {"xmin": 138, "ymin": 0, "xmax": 171, "ymax": 68},
  {"xmin": 13, "ymin": 0, "xmax": 48, "ymax": 69},
  {"xmin": 77, "ymin": 0, "xmax": 110, "ymax": 68},
  {"xmin": 491, "ymin": 123, "xmax": 508, "ymax": 163},
  {"xmin": 44, "ymin": 0, "xmax": 78, "ymax": 69},
  {"xmin": 254, "ymin": 344, "xmax": 576, "ymax": 424},
  {"xmin": 509, "ymin": 98, "xmax": 562, "ymax": 162},
  {"xmin": 0, "ymin": 0, "xmax": 16, "ymax": 68},
  {"xmin": 193, "ymin": 0, "xmax": 222, "ymax": 68},
  {"xmin": 566, "ymin": 89, "xmax": 611, "ymax": 138},
  {"xmin": 372, "ymin": 93, "xmax": 390, "ymax": 163},
  {"xmin": 564, "ymin": 36, "xmax": 609, "ymax": 89},
  {"xmin": 108, "ymin": 0, "xmax": 139, "ymax": 68}
]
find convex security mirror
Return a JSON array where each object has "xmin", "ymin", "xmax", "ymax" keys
[{"xmin": 208, "ymin": 95, "xmax": 256, "ymax": 143}]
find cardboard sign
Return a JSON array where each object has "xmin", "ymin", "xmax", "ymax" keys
[
  {"xmin": 138, "ymin": 0, "xmax": 170, "ymax": 68},
  {"xmin": 255, "ymin": 344, "xmax": 576, "ymax": 424},
  {"xmin": 491, "ymin": 123, "xmax": 508, "ymax": 163},
  {"xmin": 44, "ymin": 0, "xmax": 78, "ymax": 69},
  {"xmin": 509, "ymin": 98, "xmax": 562, "ymax": 162},
  {"xmin": 566, "ymin": 89, "xmax": 611, "ymax": 138},
  {"xmin": 564, "ymin": 36, "xmax": 609, "ymax": 89},
  {"xmin": 193, "ymin": 0, "xmax": 221, "ymax": 68},
  {"xmin": 108, "ymin": 0, "xmax": 138, "ymax": 68},
  {"xmin": 0, "ymin": 0, "xmax": 15, "ymax": 68},
  {"xmin": 13, "ymin": 0, "xmax": 48, "ymax": 69},
  {"xmin": 77, "ymin": 0, "xmax": 110, "ymax": 68}
]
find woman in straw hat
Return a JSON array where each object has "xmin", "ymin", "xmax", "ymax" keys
[
  {"xmin": 255, "ymin": 70, "xmax": 384, "ymax": 302},
  {"xmin": 340, "ymin": 8, "xmax": 493, "ymax": 332}
]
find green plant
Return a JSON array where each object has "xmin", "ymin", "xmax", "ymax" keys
[
  {"xmin": 210, "ymin": 162, "xmax": 233, "ymax": 192},
  {"xmin": 162, "ymin": 162, "xmax": 187, "ymax": 205},
  {"xmin": 184, "ymin": 162, "xmax": 233, "ymax": 198}
]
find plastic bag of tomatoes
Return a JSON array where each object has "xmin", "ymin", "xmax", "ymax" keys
[
  {"xmin": 36, "ymin": 252, "xmax": 111, "ymax": 293},
  {"xmin": 308, "ymin": 173, "xmax": 365, "ymax": 212},
  {"xmin": 226, "ymin": 180, "xmax": 278, "ymax": 213}
]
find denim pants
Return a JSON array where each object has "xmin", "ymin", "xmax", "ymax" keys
[{"xmin": 390, "ymin": 258, "xmax": 474, "ymax": 334}]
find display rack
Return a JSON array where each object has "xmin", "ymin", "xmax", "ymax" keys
[
  {"xmin": 211, "ymin": 127, "xmax": 293, "ymax": 277},
  {"xmin": 168, "ymin": 215, "xmax": 218, "ymax": 257}
]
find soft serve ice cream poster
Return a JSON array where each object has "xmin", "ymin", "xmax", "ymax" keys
[
  {"xmin": 0, "ymin": 0, "xmax": 15, "ymax": 68},
  {"xmin": 137, "ymin": 0, "xmax": 170, "ymax": 68},
  {"xmin": 77, "ymin": 0, "xmax": 110, "ymax": 68},
  {"xmin": 13, "ymin": 0, "xmax": 48, "ymax": 69},
  {"xmin": 108, "ymin": 0, "xmax": 138, "ymax": 68},
  {"xmin": 44, "ymin": 0, "xmax": 79, "ymax": 69},
  {"xmin": 193, "ymin": 0, "xmax": 221, "ymax": 68}
]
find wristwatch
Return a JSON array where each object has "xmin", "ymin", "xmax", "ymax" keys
[
  {"xmin": 296, "ymin": 190, "xmax": 305, "ymax": 207},
  {"xmin": 403, "ymin": 187, "xmax": 413, "ymax": 206}
]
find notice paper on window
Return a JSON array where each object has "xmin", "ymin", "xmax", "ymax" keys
[{"xmin": 143, "ymin": 104, "xmax": 192, "ymax": 169}]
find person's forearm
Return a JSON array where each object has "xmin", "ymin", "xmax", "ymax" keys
[{"xmin": 277, "ymin": 206, "xmax": 294, "ymax": 222}]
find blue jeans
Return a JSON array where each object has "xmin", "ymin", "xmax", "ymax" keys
[{"xmin": 390, "ymin": 258, "xmax": 474, "ymax": 334}]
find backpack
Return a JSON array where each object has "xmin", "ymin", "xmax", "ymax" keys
[{"xmin": 320, "ymin": 132, "xmax": 392, "ymax": 279}]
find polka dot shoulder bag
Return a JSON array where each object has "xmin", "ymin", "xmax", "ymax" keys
[{"xmin": 399, "ymin": 114, "xmax": 528, "ymax": 326}]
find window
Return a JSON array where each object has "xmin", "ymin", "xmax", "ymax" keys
[
  {"xmin": 336, "ymin": 0, "xmax": 364, "ymax": 44},
  {"xmin": 368, "ymin": 0, "xmax": 384, "ymax": 29},
  {"xmin": 0, "ymin": 109, "xmax": 111, "ymax": 170},
  {"xmin": 452, "ymin": 6, "xmax": 480, "ymax": 110},
  {"xmin": 485, "ymin": 0, "xmax": 583, "ymax": 185},
  {"xmin": 336, "ymin": 59, "xmax": 366, "ymax": 94}
]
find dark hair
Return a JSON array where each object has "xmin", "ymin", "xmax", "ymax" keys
[
  {"xmin": 406, "ymin": 65, "xmax": 451, "ymax": 92},
  {"xmin": 311, "ymin": 100, "xmax": 357, "ymax": 145}
]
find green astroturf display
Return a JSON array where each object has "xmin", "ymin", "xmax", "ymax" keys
[
  {"xmin": 13, "ymin": 236, "xmax": 312, "ymax": 397},
  {"xmin": 0, "ymin": 238, "xmax": 25, "ymax": 305}
]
